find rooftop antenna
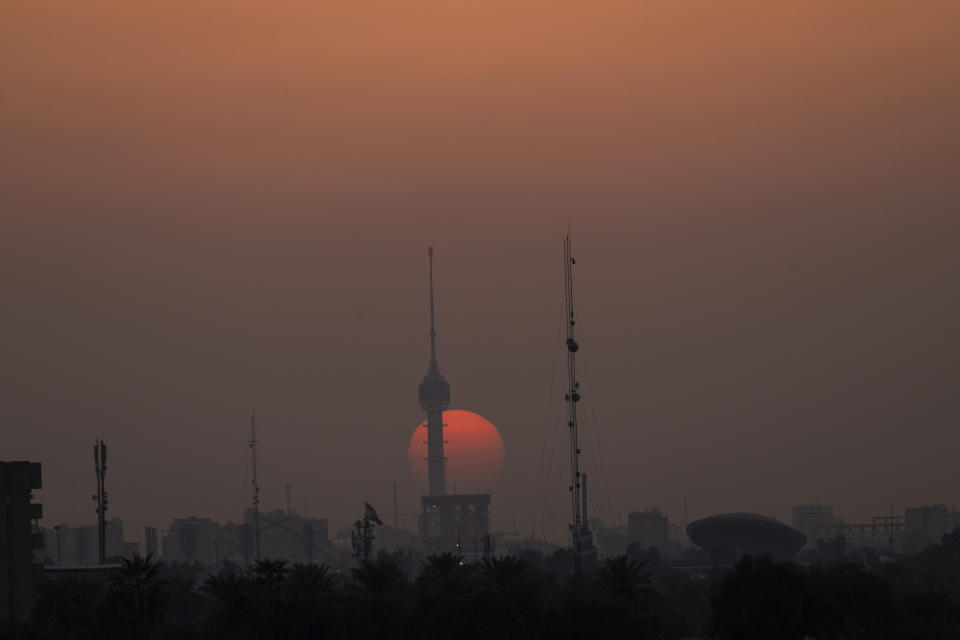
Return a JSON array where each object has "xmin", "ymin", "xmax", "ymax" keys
[
  {"xmin": 563, "ymin": 233, "xmax": 584, "ymax": 575},
  {"xmin": 93, "ymin": 440, "xmax": 108, "ymax": 564},
  {"xmin": 286, "ymin": 483, "xmax": 292, "ymax": 517},
  {"xmin": 249, "ymin": 412, "xmax": 261, "ymax": 560}
]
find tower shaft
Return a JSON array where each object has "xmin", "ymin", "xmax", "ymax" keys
[{"xmin": 426, "ymin": 407, "xmax": 445, "ymax": 496}]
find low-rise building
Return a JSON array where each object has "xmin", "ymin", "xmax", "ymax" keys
[
  {"xmin": 905, "ymin": 504, "xmax": 953, "ymax": 553},
  {"xmin": 791, "ymin": 504, "xmax": 842, "ymax": 547},
  {"xmin": 46, "ymin": 518, "xmax": 138, "ymax": 566},
  {"xmin": 628, "ymin": 508, "xmax": 669, "ymax": 550}
]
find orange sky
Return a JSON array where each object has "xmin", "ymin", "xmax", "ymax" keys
[
  {"xmin": 2, "ymin": 1, "xmax": 959, "ymax": 540},
  {"xmin": 5, "ymin": 1, "xmax": 957, "ymax": 197}
]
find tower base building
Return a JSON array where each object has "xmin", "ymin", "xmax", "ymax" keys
[{"xmin": 420, "ymin": 494, "xmax": 491, "ymax": 560}]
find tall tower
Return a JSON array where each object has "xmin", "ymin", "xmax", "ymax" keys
[
  {"xmin": 415, "ymin": 248, "xmax": 491, "ymax": 558},
  {"xmin": 93, "ymin": 440, "xmax": 108, "ymax": 565},
  {"xmin": 418, "ymin": 247, "xmax": 450, "ymax": 497},
  {"xmin": 248, "ymin": 413, "xmax": 261, "ymax": 560},
  {"xmin": 563, "ymin": 234, "xmax": 584, "ymax": 574}
]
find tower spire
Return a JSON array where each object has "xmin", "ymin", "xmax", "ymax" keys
[{"xmin": 428, "ymin": 247, "xmax": 440, "ymax": 376}]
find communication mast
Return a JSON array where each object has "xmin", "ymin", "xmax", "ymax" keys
[
  {"xmin": 249, "ymin": 413, "xmax": 261, "ymax": 560},
  {"xmin": 93, "ymin": 440, "xmax": 108, "ymax": 564},
  {"xmin": 563, "ymin": 234, "xmax": 584, "ymax": 574}
]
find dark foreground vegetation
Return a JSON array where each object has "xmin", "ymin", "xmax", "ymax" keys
[{"xmin": 5, "ymin": 530, "xmax": 960, "ymax": 640}]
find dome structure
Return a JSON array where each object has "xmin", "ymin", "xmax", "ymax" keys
[{"xmin": 687, "ymin": 513, "xmax": 807, "ymax": 560}]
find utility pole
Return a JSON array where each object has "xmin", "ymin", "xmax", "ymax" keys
[
  {"xmin": 563, "ymin": 234, "xmax": 584, "ymax": 575},
  {"xmin": 93, "ymin": 440, "xmax": 108, "ymax": 564},
  {"xmin": 249, "ymin": 413, "xmax": 261, "ymax": 560}
]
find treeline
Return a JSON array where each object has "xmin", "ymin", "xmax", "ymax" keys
[
  {"xmin": 4, "ymin": 529, "xmax": 960, "ymax": 639},
  {"xmin": 708, "ymin": 529, "xmax": 960, "ymax": 639}
]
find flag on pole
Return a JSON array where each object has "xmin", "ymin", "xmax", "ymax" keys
[{"xmin": 364, "ymin": 502, "xmax": 383, "ymax": 525}]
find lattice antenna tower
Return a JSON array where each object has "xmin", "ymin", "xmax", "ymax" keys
[
  {"xmin": 563, "ymin": 234, "xmax": 584, "ymax": 575},
  {"xmin": 93, "ymin": 440, "xmax": 108, "ymax": 565},
  {"xmin": 249, "ymin": 412, "xmax": 262, "ymax": 560}
]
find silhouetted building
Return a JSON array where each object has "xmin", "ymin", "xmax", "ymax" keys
[
  {"xmin": 687, "ymin": 513, "xmax": 806, "ymax": 563},
  {"xmin": 830, "ymin": 515, "xmax": 903, "ymax": 551},
  {"xmin": 628, "ymin": 508, "xmax": 669, "ymax": 550},
  {"xmin": 46, "ymin": 524, "xmax": 94, "ymax": 566},
  {"xmin": 0, "ymin": 461, "xmax": 43, "ymax": 622},
  {"xmin": 46, "ymin": 518, "xmax": 138, "ymax": 566},
  {"xmin": 144, "ymin": 526, "xmax": 158, "ymax": 557},
  {"xmin": 375, "ymin": 525, "xmax": 418, "ymax": 552},
  {"xmin": 791, "ymin": 504, "xmax": 842, "ymax": 547},
  {"xmin": 162, "ymin": 512, "xmax": 331, "ymax": 567},
  {"xmin": 594, "ymin": 523, "xmax": 629, "ymax": 559},
  {"xmin": 668, "ymin": 521, "xmax": 687, "ymax": 547},
  {"xmin": 420, "ymin": 494, "xmax": 491, "ymax": 559},
  {"xmin": 256, "ymin": 510, "xmax": 330, "ymax": 564},
  {"xmin": 42, "ymin": 564, "xmax": 120, "ymax": 582},
  {"xmin": 905, "ymin": 504, "xmax": 952, "ymax": 553},
  {"xmin": 165, "ymin": 517, "xmax": 247, "ymax": 566},
  {"xmin": 163, "ymin": 517, "xmax": 217, "ymax": 565}
]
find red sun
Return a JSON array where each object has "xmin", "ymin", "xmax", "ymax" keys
[{"xmin": 408, "ymin": 409, "xmax": 505, "ymax": 493}]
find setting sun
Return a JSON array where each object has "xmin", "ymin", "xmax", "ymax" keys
[{"xmin": 408, "ymin": 409, "xmax": 504, "ymax": 493}]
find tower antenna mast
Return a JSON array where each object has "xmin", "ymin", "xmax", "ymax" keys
[
  {"xmin": 249, "ymin": 412, "xmax": 261, "ymax": 560},
  {"xmin": 428, "ymin": 248, "xmax": 439, "ymax": 377},
  {"xmin": 563, "ymin": 234, "xmax": 584, "ymax": 575}
]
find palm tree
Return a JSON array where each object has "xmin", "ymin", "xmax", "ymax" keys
[
  {"xmin": 344, "ymin": 554, "xmax": 410, "ymax": 640},
  {"xmin": 481, "ymin": 555, "xmax": 529, "ymax": 588},
  {"xmin": 597, "ymin": 555, "xmax": 660, "ymax": 605},
  {"xmin": 251, "ymin": 558, "xmax": 290, "ymax": 589},
  {"xmin": 289, "ymin": 562, "xmax": 334, "ymax": 595},
  {"xmin": 200, "ymin": 571, "xmax": 257, "ymax": 639},
  {"xmin": 352, "ymin": 556, "xmax": 408, "ymax": 595},
  {"xmin": 416, "ymin": 553, "xmax": 464, "ymax": 588},
  {"xmin": 164, "ymin": 572, "xmax": 199, "ymax": 629},
  {"xmin": 478, "ymin": 555, "xmax": 542, "ymax": 638},
  {"xmin": 112, "ymin": 552, "xmax": 165, "ymax": 624}
]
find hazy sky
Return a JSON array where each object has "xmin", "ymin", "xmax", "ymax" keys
[{"xmin": 3, "ymin": 1, "xmax": 959, "ymax": 542}]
